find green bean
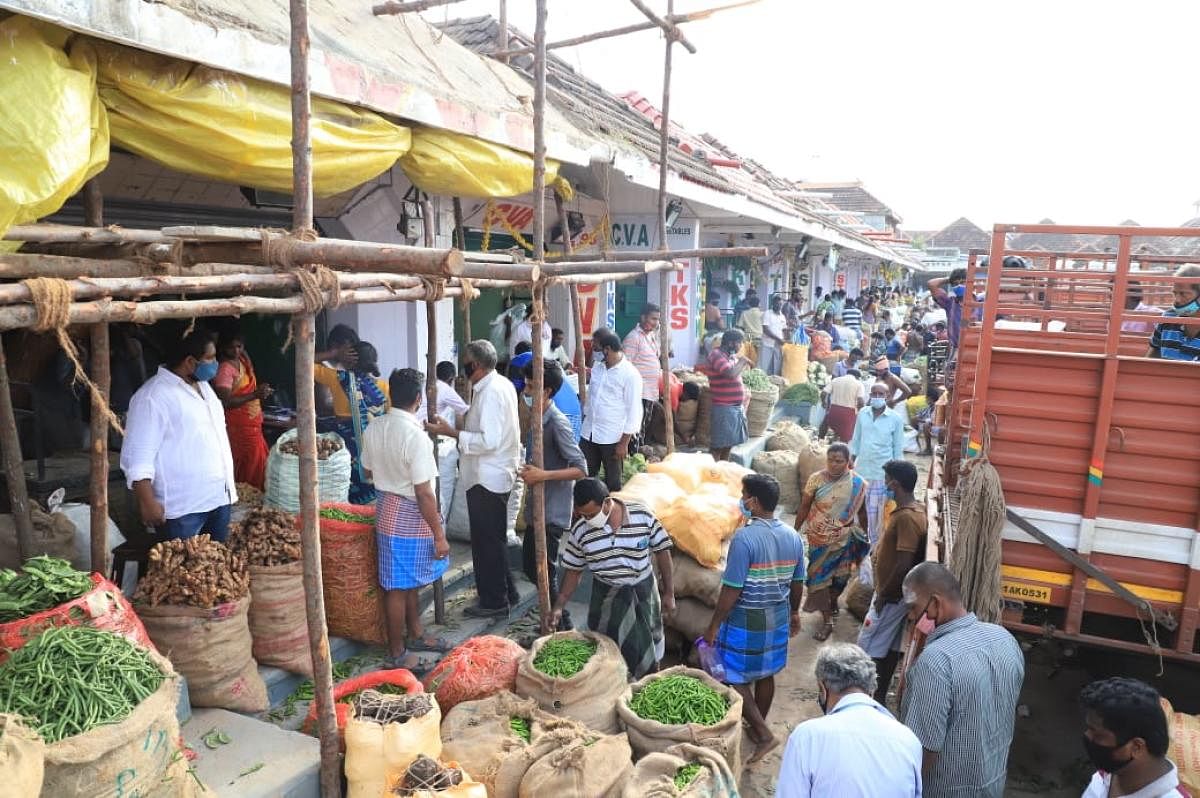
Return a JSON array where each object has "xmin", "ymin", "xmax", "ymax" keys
[
  {"xmin": 627, "ymin": 675, "xmax": 729, "ymax": 727},
  {"xmin": 0, "ymin": 626, "xmax": 163, "ymax": 743},
  {"xmin": 674, "ymin": 763, "xmax": 702, "ymax": 790},
  {"xmin": 0, "ymin": 556, "xmax": 93, "ymax": 622},
  {"xmin": 319, "ymin": 508, "xmax": 375, "ymax": 525},
  {"xmin": 509, "ymin": 716, "xmax": 531, "ymax": 743},
  {"xmin": 532, "ymin": 638, "xmax": 597, "ymax": 678}
]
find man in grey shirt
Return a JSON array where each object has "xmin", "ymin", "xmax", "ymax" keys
[
  {"xmin": 518, "ymin": 361, "xmax": 588, "ymax": 631},
  {"xmin": 900, "ymin": 563, "xmax": 1025, "ymax": 798}
]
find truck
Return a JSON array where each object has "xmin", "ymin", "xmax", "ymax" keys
[{"xmin": 930, "ymin": 223, "xmax": 1200, "ymax": 664}]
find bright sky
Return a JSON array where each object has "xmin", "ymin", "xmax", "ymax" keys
[{"xmin": 428, "ymin": 0, "xmax": 1200, "ymax": 232}]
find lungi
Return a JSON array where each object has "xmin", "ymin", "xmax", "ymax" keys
[
  {"xmin": 589, "ymin": 573, "xmax": 663, "ymax": 679},
  {"xmin": 717, "ymin": 600, "xmax": 791, "ymax": 684},
  {"xmin": 710, "ymin": 403, "xmax": 748, "ymax": 449},
  {"xmin": 826, "ymin": 403, "xmax": 857, "ymax": 442},
  {"xmin": 376, "ymin": 490, "xmax": 449, "ymax": 591}
]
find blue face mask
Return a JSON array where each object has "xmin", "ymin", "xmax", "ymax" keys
[
  {"xmin": 952, "ymin": 284, "xmax": 965, "ymax": 300},
  {"xmin": 738, "ymin": 499, "xmax": 752, "ymax": 519},
  {"xmin": 870, "ymin": 397, "xmax": 887, "ymax": 410},
  {"xmin": 1175, "ymin": 297, "xmax": 1200, "ymax": 317},
  {"xmin": 522, "ymin": 394, "xmax": 533, "ymax": 408},
  {"xmin": 193, "ymin": 359, "xmax": 219, "ymax": 382}
]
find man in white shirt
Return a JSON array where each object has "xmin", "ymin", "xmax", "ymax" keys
[
  {"xmin": 121, "ymin": 331, "xmax": 238, "ymax": 541},
  {"xmin": 427, "ymin": 340, "xmax": 521, "ymax": 618},
  {"xmin": 580, "ymin": 328, "xmax": 642, "ymax": 491},
  {"xmin": 361, "ymin": 368, "xmax": 450, "ymax": 671},
  {"xmin": 548, "ymin": 328, "xmax": 573, "ymax": 372},
  {"xmin": 823, "ymin": 369, "xmax": 866, "ymax": 442},
  {"xmin": 759, "ymin": 294, "xmax": 788, "ymax": 376},
  {"xmin": 512, "ymin": 305, "xmax": 552, "ymax": 356},
  {"xmin": 777, "ymin": 643, "xmax": 921, "ymax": 798}
]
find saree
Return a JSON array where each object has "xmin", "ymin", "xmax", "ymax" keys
[
  {"xmin": 334, "ymin": 369, "xmax": 389, "ymax": 505},
  {"xmin": 800, "ymin": 470, "xmax": 869, "ymax": 612},
  {"xmin": 219, "ymin": 354, "xmax": 267, "ymax": 490}
]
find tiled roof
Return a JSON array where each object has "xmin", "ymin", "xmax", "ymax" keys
[
  {"xmin": 794, "ymin": 181, "xmax": 902, "ymax": 224},
  {"xmin": 925, "ymin": 218, "xmax": 990, "ymax": 251}
]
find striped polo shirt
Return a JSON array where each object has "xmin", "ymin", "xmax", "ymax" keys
[
  {"xmin": 841, "ymin": 306, "xmax": 862, "ymax": 331},
  {"xmin": 1150, "ymin": 310, "xmax": 1200, "ymax": 361},
  {"xmin": 721, "ymin": 517, "xmax": 805, "ymax": 609},
  {"xmin": 706, "ymin": 348, "xmax": 746, "ymax": 406},
  {"xmin": 561, "ymin": 501, "xmax": 672, "ymax": 587},
  {"xmin": 901, "ymin": 613, "xmax": 1025, "ymax": 798},
  {"xmin": 623, "ymin": 325, "xmax": 662, "ymax": 401}
]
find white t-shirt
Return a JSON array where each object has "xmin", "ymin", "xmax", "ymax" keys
[
  {"xmin": 762, "ymin": 309, "xmax": 788, "ymax": 347},
  {"xmin": 512, "ymin": 319, "xmax": 552, "ymax": 356},
  {"xmin": 1080, "ymin": 761, "xmax": 1187, "ymax": 798},
  {"xmin": 361, "ymin": 409, "xmax": 438, "ymax": 499}
]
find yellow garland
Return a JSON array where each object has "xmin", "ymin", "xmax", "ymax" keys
[
  {"xmin": 481, "ymin": 199, "xmax": 494, "ymax": 253},
  {"xmin": 480, "ymin": 198, "xmax": 534, "ymax": 253}
]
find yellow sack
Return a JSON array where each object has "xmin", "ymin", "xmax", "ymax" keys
[
  {"xmin": 782, "ymin": 343, "xmax": 809, "ymax": 385},
  {"xmin": 614, "ymin": 473, "xmax": 686, "ymax": 517},
  {"xmin": 385, "ymin": 764, "xmax": 488, "ymax": 798},
  {"xmin": 80, "ymin": 39, "xmax": 410, "ymax": 198},
  {"xmin": 658, "ymin": 493, "xmax": 742, "ymax": 568},
  {"xmin": 647, "ymin": 452, "xmax": 716, "ymax": 494},
  {"xmin": 739, "ymin": 341, "xmax": 758, "ymax": 368},
  {"xmin": 905, "ymin": 395, "xmax": 929, "ymax": 425},
  {"xmin": 700, "ymin": 461, "xmax": 753, "ymax": 498},
  {"xmin": 0, "ymin": 18, "xmax": 109, "ymax": 239},
  {"xmin": 1162, "ymin": 698, "xmax": 1200, "ymax": 795},
  {"xmin": 400, "ymin": 127, "xmax": 571, "ymax": 199},
  {"xmin": 344, "ymin": 693, "xmax": 443, "ymax": 798}
]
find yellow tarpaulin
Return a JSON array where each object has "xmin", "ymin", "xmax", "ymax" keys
[
  {"xmin": 399, "ymin": 127, "xmax": 572, "ymax": 200},
  {"xmin": 79, "ymin": 39, "xmax": 412, "ymax": 198},
  {"xmin": 0, "ymin": 17, "xmax": 109, "ymax": 239}
]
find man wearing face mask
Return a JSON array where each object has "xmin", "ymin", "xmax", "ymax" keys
[
  {"xmin": 580, "ymin": 328, "xmax": 642, "ymax": 491},
  {"xmin": 121, "ymin": 330, "xmax": 238, "ymax": 541},
  {"xmin": 518, "ymin": 361, "xmax": 587, "ymax": 632},
  {"xmin": 928, "ymin": 268, "xmax": 966, "ymax": 353},
  {"xmin": 899, "ymin": 563, "xmax": 1024, "ymax": 798},
  {"xmin": 551, "ymin": 477, "xmax": 675, "ymax": 678},
  {"xmin": 1148, "ymin": 263, "xmax": 1200, "ymax": 361},
  {"xmin": 856, "ymin": 460, "xmax": 926, "ymax": 705},
  {"xmin": 776, "ymin": 643, "xmax": 921, "ymax": 797},
  {"xmin": 1079, "ymin": 677, "xmax": 1187, "ymax": 798},
  {"xmin": 849, "ymin": 383, "xmax": 906, "ymax": 548}
]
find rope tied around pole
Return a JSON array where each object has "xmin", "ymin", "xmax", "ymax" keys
[
  {"xmin": 268, "ymin": 228, "xmax": 343, "ymax": 351},
  {"xmin": 19, "ymin": 277, "xmax": 124, "ymax": 435},
  {"xmin": 456, "ymin": 277, "xmax": 479, "ymax": 308},
  {"xmin": 418, "ymin": 277, "xmax": 445, "ymax": 303}
]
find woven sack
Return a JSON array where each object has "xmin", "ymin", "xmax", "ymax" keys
[
  {"xmin": 319, "ymin": 502, "xmax": 387, "ymax": 645},
  {"xmin": 751, "ymin": 450, "xmax": 802, "ymax": 512},
  {"xmin": 745, "ymin": 386, "xmax": 778, "ymax": 438},
  {"xmin": 765, "ymin": 420, "xmax": 811, "ymax": 453},
  {"xmin": 247, "ymin": 560, "xmax": 312, "ymax": 676},
  {"xmin": 264, "ymin": 429, "xmax": 351, "ymax": 512},
  {"xmin": 518, "ymin": 731, "xmax": 633, "ymax": 798},
  {"xmin": 670, "ymin": 546, "xmax": 729, "ymax": 608},
  {"xmin": 0, "ymin": 714, "xmax": 43, "ymax": 797},
  {"xmin": 621, "ymin": 742, "xmax": 739, "ymax": 798}
]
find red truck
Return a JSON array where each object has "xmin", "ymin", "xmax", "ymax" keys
[{"xmin": 930, "ymin": 223, "xmax": 1200, "ymax": 664}]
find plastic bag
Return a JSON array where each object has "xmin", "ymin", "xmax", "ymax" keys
[
  {"xmin": 265, "ymin": 430, "xmax": 352, "ymax": 513},
  {"xmin": 614, "ymin": 473, "xmax": 686, "ymax": 517},
  {"xmin": 78, "ymin": 38, "xmax": 409, "ymax": 198},
  {"xmin": 345, "ymin": 692, "xmax": 443, "ymax": 798},
  {"xmin": 0, "ymin": 17, "xmax": 109, "ymax": 239},
  {"xmin": 303, "ymin": 668, "xmax": 424, "ymax": 746},
  {"xmin": 400, "ymin": 126, "xmax": 567, "ymax": 199},
  {"xmin": 490, "ymin": 304, "xmax": 527, "ymax": 356},
  {"xmin": 647, "ymin": 452, "xmax": 717, "ymax": 494},
  {"xmin": 657, "ymin": 494, "xmax": 742, "ymax": 568},
  {"xmin": 424, "ymin": 636, "xmax": 526, "ymax": 713}
]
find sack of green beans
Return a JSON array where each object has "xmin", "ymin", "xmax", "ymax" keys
[
  {"xmin": 517, "ymin": 730, "xmax": 633, "ymax": 797},
  {"xmin": 620, "ymin": 742, "xmax": 739, "ymax": 797},
  {"xmin": 441, "ymin": 691, "xmax": 581, "ymax": 798},
  {"xmin": 0, "ymin": 626, "xmax": 201, "ymax": 797},
  {"xmin": 615, "ymin": 666, "xmax": 744, "ymax": 779},
  {"xmin": 0, "ymin": 714, "xmax": 44, "ymax": 796},
  {"xmin": 515, "ymin": 631, "xmax": 628, "ymax": 734}
]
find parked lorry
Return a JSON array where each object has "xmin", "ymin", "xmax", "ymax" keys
[{"xmin": 930, "ymin": 223, "xmax": 1200, "ymax": 664}]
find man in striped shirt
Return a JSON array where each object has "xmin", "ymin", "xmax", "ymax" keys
[
  {"xmin": 550, "ymin": 477, "xmax": 675, "ymax": 678},
  {"xmin": 624, "ymin": 303, "xmax": 668, "ymax": 451},
  {"xmin": 1148, "ymin": 263, "xmax": 1200, "ymax": 361},
  {"xmin": 900, "ymin": 563, "xmax": 1024, "ymax": 798},
  {"xmin": 841, "ymin": 297, "xmax": 863, "ymax": 334}
]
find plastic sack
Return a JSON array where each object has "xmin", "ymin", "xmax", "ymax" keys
[
  {"xmin": 345, "ymin": 692, "xmax": 443, "ymax": 798},
  {"xmin": 78, "ymin": 38, "xmax": 409, "ymax": 198},
  {"xmin": 515, "ymin": 631, "xmax": 629, "ymax": 734},
  {"xmin": 699, "ymin": 461, "xmax": 753, "ymax": 499},
  {"xmin": 438, "ymin": 438, "xmax": 459, "ymax": 521},
  {"xmin": 446, "ymin": 477, "xmax": 472, "ymax": 543},
  {"xmin": 657, "ymin": 494, "xmax": 742, "ymax": 568},
  {"xmin": 52, "ymin": 502, "xmax": 134, "ymax": 596},
  {"xmin": 1162, "ymin": 698, "xmax": 1200, "ymax": 795},
  {"xmin": 303, "ymin": 668, "xmax": 424, "ymax": 745},
  {"xmin": 400, "ymin": 126, "xmax": 567, "ymax": 199},
  {"xmin": 808, "ymin": 330, "xmax": 833, "ymax": 361},
  {"xmin": 647, "ymin": 452, "xmax": 717, "ymax": 494},
  {"xmin": 621, "ymin": 742, "xmax": 739, "ymax": 798},
  {"xmin": 424, "ymin": 635, "xmax": 526, "ymax": 713},
  {"xmin": 0, "ymin": 17, "xmax": 109, "ymax": 239},
  {"xmin": 0, "ymin": 714, "xmax": 44, "ymax": 797},
  {"xmin": 490, "ymin": 304, "xmax": 527, "ymax": 355},
  {"xmin": 614, "ymin": 473, "xmax": 686, "ymax": 518},
  {"xmin": 265, "ymin": 429, "xmax": 352, "ymax": 513},
  {"xmin": 319, "ymin": 503, "xmax": 388, "ymax": 646},
  {"xmin": 0, "ymin": 573, "xmax": 155, "ymax": 663},
  {"xmin": 384, "ymin": 764, "xmax": 488, "ymax": 798},
  {"xmin": 781, "ymin": 343, "xmax": 809, "ymax": 386}
]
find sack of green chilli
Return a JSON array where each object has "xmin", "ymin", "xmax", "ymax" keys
[
  {"xmin": 621, "ymin": 742, "xmax": 739, "ymax": 797},
  {"xmin": 515, "ymin": 631, "xmax": 628, "ymax": 734},
  {"xmin": 0, "ymin": 713, "xmax": 44, "ymax": 796},
  {"xmin": 615, "ymin": 666, "xmax": 744, "ymax": 779},
  {"xmin": 0, "ymin": 626, "xmax": 200, "ymax": 797}
]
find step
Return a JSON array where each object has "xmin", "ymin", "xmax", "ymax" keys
[{"xmin": 183, "ymin": 708, "xmax": 319, "ymax": 798}]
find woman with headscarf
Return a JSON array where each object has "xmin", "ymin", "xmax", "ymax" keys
[
  {"xmin": 315, "ymin": 340, "xmax": 391, "ymax": 503},
  {"xmin": 213, "ymin": 329, "xmax": 272, "ymax": 489}
]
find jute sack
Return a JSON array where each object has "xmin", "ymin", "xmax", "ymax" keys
[
  {"xmin": 43, "ymin": 650, "xmax": 202, "ymax": 797},
  {"xmin": 621, "ymin": 742, "xmax": 739, "ymax": 798},
  {"xmin": 137, "ymin": 596, "xmax": 268, "ymax": 713},
  {"xmin": 1162, "ymin": 698, "xmax": 1200, "ymax": 794},
  {"xmin": 670, "ymin": 547, "xmax": 727, "ymax": 608},
  {"xmin": 845, "ymin": 577, "xmax": 874, "ymax": 621},
  {"xmin": 441, "ymin": 692, "xmax": 583, "ymax": 798},
  {"xmin": 616, "ymin": 666, "xmax": 744, "ymax": 780},
  {"xmin": 765, "ymin": 420, "xmax": 810, "ymax": 453},
  {"xmin": 518, "ymin": 731, "xmax": 633, "ymax": 798},
  {"xmin": 745, "ymin": 386, "xmax": 778, "ymax": 438},
  {"xmin": 247, "ymin": 561, "xmax": 313, "ymax": 676},
  {"xmin": 795, "ymin": 441, "xmax": 828, "ymax": 492},
  {"xmin": 344, "ymin": 692, "xmax": 443, "ymax": 798},
  {"xmin": 663, "ymin": 598, "xmax": 712, "ymax": 642},
  {"xmin": 0, "ymin": 714, "xmax": 43, "ymax": 797},
  {"xmin": 751, "ymin": 450, "xmax": 801, "ymax": 512},
  {"xmin": 515, "ymin": 631, "xmax": 628, "ymax": 733}
]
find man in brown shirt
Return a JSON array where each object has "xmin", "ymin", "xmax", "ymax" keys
[{"xmin": 857, "ymin": 458, "xmax": 927, "ymax": 704}]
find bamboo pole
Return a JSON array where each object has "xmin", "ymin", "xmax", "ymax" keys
[
  {"xmin": 497, "ymin": 0, "xmax": 510, "ymax": 64},
  {"xmin": 290, "ymin": 0, "xmax": 339, "ymax": 793},
  {"xmin": 0, "ymin": 338, "xmax": 34, "ymax": 561},
  {"xmin": 657, "ymin": 0, "xmax": 677, "ymax": 455},
  {"xmin": 628, "ymin": 0, "xmax": 697, "ymax": 53},
  {"xmin": 547, "ymin": 246, "xmax": 767, "ymax": 263},
  {"xmin": 372, "ymin": 0, "xmax": 467, "ymax": 15},
  {"xmin": 420, "ymin": 199, "xmax": 447, "ymax": 626},
  {"xmin": 83, "ymin": 179, "xmax": 112, "ymax": 574},
  {"xmin": 554, "ymin": 192, "xmax": 588, "ymax": 412},
  {"xmin": 530, "ymin": 0, "xmax": 552, "ymax": 634},
  {"xmin": 540, "ymin": 259, "xmax": 678, "ymax": 276}
]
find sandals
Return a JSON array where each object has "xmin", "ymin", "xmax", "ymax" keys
[
  {"xmin": 406, "ymin": 635, "xmax": 453, "ymax": 653},
  {"xmin": 384, "ymin": 651, "xmax": 437, "ymax": 676},
  {"xmin": 812, "ymin": 621, "xmax": 835, "ymax": 642}
]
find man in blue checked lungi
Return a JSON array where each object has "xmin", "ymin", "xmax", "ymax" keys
[
  {"xmin": 704, "ymin": 473, "xmax": 806, "ymax": 764},
  {"xmin": 361, "ymin": 368, "xmax": 451, "ymax": 673}
]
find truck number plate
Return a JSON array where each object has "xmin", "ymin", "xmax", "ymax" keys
[{"xmin": 1001, "ymin": 581, "xmax": 1052, "ymax": 603}]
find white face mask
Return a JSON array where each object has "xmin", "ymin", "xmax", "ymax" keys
[{"xmin": 585, "ymin": 500, "xmax": 610, "ymax": 530}]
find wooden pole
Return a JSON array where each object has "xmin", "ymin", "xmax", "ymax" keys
[
  {"xmin": 657, "ymin": 0, "xmax": 677, "ymax": 455},
  {"xmin": 547, "ymin": 246, "xmax": 768, "ymax": 263},
  {"xmin": 83, "ymin": 179, "xmax": 111, "ymax": 574},
  {"xmin": 0, "ymin": 338, "xmax": 34, "ymax": 561},
  {"xmin": 420, "ymin": 199, "xmax": 447, "ymax": 626},
  {"xmin": 628, "ymin": 0, "xmax": 697, "ymax": 53},
  {"xmin": 0, "ymin": 254, "xmax": 278, "ymax": 279},
  {"xmin": 497, "ymin": 0, "xmax": 510, "ymax": 64},
  {"xmin": 372, "ymin": 0, "xmax": 467, "ymax": 15},
  {"xmin": 289, "ymin": 0, "xmax": 339, "ymax": 794},
  {"xmin": 452, "ymin": 197, "xmax": 473, "ymax": 402},
  {"xmin": 530, "ymin": 0, "xmax": 553, "ymax": 634},
  {"xmin": 554, "ymin": 193, "xmax": 588, "ymax": 412}
]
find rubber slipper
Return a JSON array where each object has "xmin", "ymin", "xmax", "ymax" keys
[
  {"xmin": 384, "ymin": 652, "xmax": 437, "ymax": 675},
  {"xmin": 406, "ymin": 635, "xmax": 453, "ymax": 653}
]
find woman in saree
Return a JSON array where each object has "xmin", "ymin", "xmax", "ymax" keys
[
  {"xmin": 214, "ymin": 330, "xmax": 273, "ymax": 490},
  {"xmin": 315, "ymin": 340, "xmax": 390, "ymax": 504},
  {"xmin": 797, "ymin": 442, "xmax": 869, "ymax": 641}
]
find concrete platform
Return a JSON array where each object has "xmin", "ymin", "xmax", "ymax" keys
[{"xmin": 184, "ymin": 708, "xmax": 320, "ymax": 798}]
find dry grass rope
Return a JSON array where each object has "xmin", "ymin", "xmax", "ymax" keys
[
  {"xmin": 950, "ymin": 428, "xmax": 1005, "ymax": 623},
  {"xmin": 20, "ymin": 277, "xmax": 124, "ymax": 435}
]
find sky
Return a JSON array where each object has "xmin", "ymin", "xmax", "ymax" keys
[{"xmin": 426, "ymin": 0, "xmax": 1200, "ymax": 232}]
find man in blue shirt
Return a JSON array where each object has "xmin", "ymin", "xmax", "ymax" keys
[
  {"xmin": 1148, "ymin": 263, "xmax": 1200, "ymax": 361},
  {"xmin": 509, "ymin": 350, "xmax": 582, "ymax": 440},
  {"xmin": 849, "ymin": 383, "xmax": 906, "ymax": 547}
]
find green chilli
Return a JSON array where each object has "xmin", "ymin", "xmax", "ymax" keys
[
  {"xmin": 628, "ymin": 674, "xmax": 728, "ymax": 727},
  {"xmin": 319, "ymin": 508, "xmax": 374, "ymax": 525},
  {"xmin": 532, "ymin": 638, "xmax": 597, "ymax": 679},
  {"xmin": 509, "ymin": 716, "xmax": 531, "ymax": 743},
  {"xmin": 0, "ymin": 556, "xmax": 93, "ymax": 622},
  {"xmin": 674, "ymin": 763, "xmax": 702, "ymax": 789}
]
